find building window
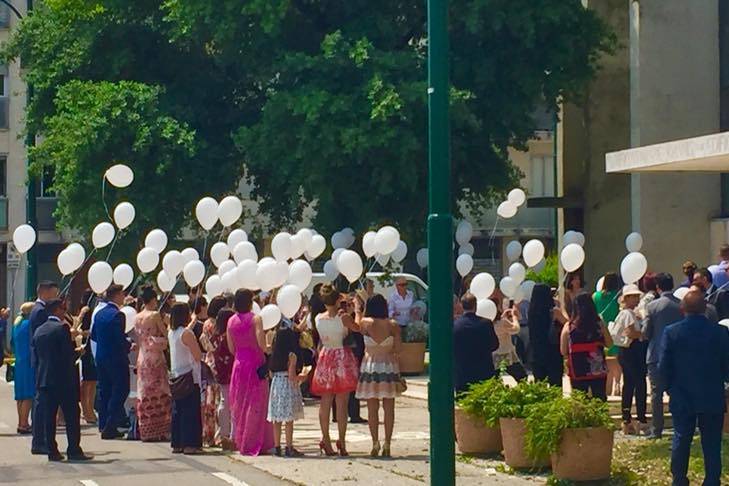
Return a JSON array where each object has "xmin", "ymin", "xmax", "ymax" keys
[
  {"xmin": 0, "ymin": 65, "xmax": 8, "ymax": 130},
  {"xmin": 528, "ymin": 155, "xmax": 555, "ymax": 197},
  {"xmin": 34, "ymin": 166, "xmax": 56, "ymax": 197},
  {"xmin": 0, "ymin": 156, "xmax": 6, "ymax": 229}
]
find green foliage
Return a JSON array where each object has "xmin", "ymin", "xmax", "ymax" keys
[
  {"xmin": 524, "ymin": 391, "xmax": 615, "ymax": 460},
  {"xmin": 402, "ymin": 320, "xmax": 428, "ymax": 343},
  {"xmin": 3, "ymin": 0, "xmax": 616, "ymax": 258},
  {"xmin": 455, "ymin": 378, "xmax": 508, "ymax": 427},
  {"xmin": 526, "ymin": 254, "xmax": 559, "ymax": 288}
]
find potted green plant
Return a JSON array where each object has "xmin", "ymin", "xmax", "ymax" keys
[
  {"xmin": 399, "ymin": 317, "xmax": 428, "ymax": 375},
  {"xmin": 495, "ymin": 380, "xmax": 562, "ymax": 469},
  {"xmin": 525, "ymin": 391, "xmax": 616, "ymax": 481},
  {"xmin": 454, "ymin": 378, "xmax": 506, "ymax": 454}
]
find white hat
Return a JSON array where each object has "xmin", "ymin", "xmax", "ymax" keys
[{"xmin": 621, "ymin": 284, "xmax": 643, "ymax": 298}]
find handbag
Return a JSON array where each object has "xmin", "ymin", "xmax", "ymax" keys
[
  {"xmin": 396, "ymin": 377, "xmax": 407, "ymax": 394},
  {"xmin": 169, "ymin": 371, "xmax": 195, "ymax": 400},
  {"xmin": 256, "ymin": 362, "xmax": 269, "ymax": 380},
  {"xmin": 5, "ymin": 362, "xmax": 14, "ymax": 383}
]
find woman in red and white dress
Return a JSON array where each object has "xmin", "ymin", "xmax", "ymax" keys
[{"xmin": 311, "ymin": 284, "xmax": 360, "ymax": 456}]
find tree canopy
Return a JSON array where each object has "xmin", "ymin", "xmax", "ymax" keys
[{"xmin": 3, "ymin": 0, "xmax": 614, "ymax": 257}]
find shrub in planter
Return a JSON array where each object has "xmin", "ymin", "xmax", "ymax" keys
[
  {"xmin": 525, "ymin": 391, "xmax": 616, "ymax": 481},
  {"xmin": 495, "ymin": 380, "xmax": 562, "ymax": 469},
  {"xmin": 399, "ymin": 319, "xmax": 428, "ymax": 374},
  {"xmin": 454, "ymin": 378, "xmax": 506, "ymax": 454}
]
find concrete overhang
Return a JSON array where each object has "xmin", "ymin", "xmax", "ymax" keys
[{"xmin": 606, "ymin": 132, "xmax": 729, "ymax": 173}]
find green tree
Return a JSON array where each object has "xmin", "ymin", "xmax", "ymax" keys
[{"xmin": 3, "ymin": 0, "xmax": 614, "ymax": 259}]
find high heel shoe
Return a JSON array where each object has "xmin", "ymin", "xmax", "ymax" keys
[
  {"xmin": 381, "ymin": 442, "xmax": 391, "ymax": 458},
  {"xmin": 285, "ymin": 446, "xmax": 304, "ymax": 458},
  {"xmin": 370, "ymin": 441, "xmax": 381, "ymax": 458},
  {"xmin": 336, "ymin": 440, "xmax": 349, "ymax": 457},
  {"xmin": 319, "ymin": 440, "xmax": 336, "ymax": 456}
]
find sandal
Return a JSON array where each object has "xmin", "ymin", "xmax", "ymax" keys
[{"xmin": 183, "ymin": 448, "xmax": 203, "ymax": 455}]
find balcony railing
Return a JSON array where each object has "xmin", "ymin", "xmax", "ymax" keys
[{"xmin": 36, "ymin": 197, "xmax": 58, "ymax": 231}]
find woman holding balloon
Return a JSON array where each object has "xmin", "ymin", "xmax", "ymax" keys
[{"xmin": 527, "ymin": 284, "xmax": 568, "ymax": 387}]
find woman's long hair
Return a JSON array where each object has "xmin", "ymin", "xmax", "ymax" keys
[
  {"xmin": 527, "ymin": 283, "xmax": 554, "ymax": 331},
  {"xmin": 571, "ymin": 292, "xmax": 602, "ymax": 338},
  {"xmin": 215, "ymin": 307, "xmax": 235, "ymax": 336}
]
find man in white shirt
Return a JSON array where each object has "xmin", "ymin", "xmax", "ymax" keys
[{"xmin": 388, "ymin": 277, "xmax": 414, "ymax": 327}]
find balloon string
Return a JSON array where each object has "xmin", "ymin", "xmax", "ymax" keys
[
  {"xmin": 101, "ymin": 178, "xmax": 111, "ymax": 221},
  {"xmin": 193, "ymin": 231, "xmax": 210, "ymax": 310},
  {"xmin": 130, "ymin": 273, "xmax": 144, "ymax": 297},
  {"xmin": 105, "ymin": 231, "xmax": 122, "ymax": 262},
  {"xmin": 60, "ymin": 247, "xmax": 97, "ymax": 297}
]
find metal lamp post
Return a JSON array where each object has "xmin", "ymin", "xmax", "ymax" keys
[{"xmin": 427, "ymin": 0, "xmax": 455, "ymax": 484}]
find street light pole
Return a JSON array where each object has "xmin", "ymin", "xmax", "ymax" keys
[{"xmin": 427, "ymin": 0, "xmax": 455, "ymax": 484}]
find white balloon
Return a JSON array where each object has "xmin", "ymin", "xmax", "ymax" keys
[
  {"xmin": 620, "ymin": 252, "xmax": 648, "ymax": 284},
  {"xmin": 196, "ymin": 197, "xmax": 219, "ymax": 231},
  {"xmin": 227, "ymin": 229, "xmax": 248, "ymax": 249},
  {"xmin": 512, "ymin": 285, "xmax": 526, "ymax": 304},
  {"xmin": 145, "ymin": 229, "xmax": 168, "ymax": 254},
  {"xmin": 343, "ymin": 232, "xmax": 356, "ymax": 249},
  {"xmin": 232, "ymin": 241, "xmax": 258, "ymax": 264},
  {"xmin": 330, "ymin": 231, "xmax": 348, "ymax": 250},
  {"xmin": 595, "ymin": 276, "xmax": 605, "ymax": 293},
  {"xmin": 476, "ymin": 299, "xmax": 497, "ymax": 320},
  {"xmin": 273, "ymin": 261, "xmax": 290, "ymax": 288},
  {"xmin": 505, "ymin": 240, "xmax": 522, "ymax": 263},
  {"xmin": 121, "ymin": 306, "xmax": 137, "ymax": 333},
  {"xmin": 217, "ymin": 195, "xmax": 243, "ymax": 227},
  {"xmin": 289, "ymin": 234, "xmax": 306, "ymax": 260},
  {"xmin": 182, "ymin": 260, "xmax": 205, "ymax": 288},
  {"xmin": 391, "ymin": 241, "xmax": 408, "ymax": 263},
  {"xmin": 162, "ymin": 250, "xmax": 184, "ymax": 277},
  {"xmin": 523, "ymin": 239, "xmax": 545, "ymax": 268},
  {"xmin": 57, "ymin": 249, "xmax": 75, "ymax": 276},
  {"xmin": 362, "ymin": 231, "xmax": 378, "ymax": 258},
  {"xmin": 508, "ymin": 263, "xmax": 527, "ymax": 284},
  {"xmin": 296, "ymin": 229, "xmax": 313, "ymax": 250},
  {"xmin": 416, "ymin": 248, "xmax": 429, "ymax": 268},
  {"xmin": 520, "ymin": 280, "xmax": 536, "ymax": 301},
  {"xmin": 217, "ymin": 259, "xmax": 237, "ymax": 277},
  {"xmin": 323, "ymin": 260, "xmax": 339, "ymax": 281},
  {"xmin": 88, "ymin": 261, "xmax": 113, "ymax": 294},
  {"xmin": 260, "ymin": 304, "xmax": 282, "ymax": 331},
  {"xmin": 210, "ymin": 242, "xmax": 230, "ymax": 267},
  {"xmin": 456, "ymin": 254, "xmax": 473, "ymax": 277},
  {"xmin": 499, "ymin": 276, "xmax": 518, "ymax": 298},
  {"xmin": 113, "ymin": 202, "xmax": 136, "ymax": 230},
  {"xmin": 113, "ymin": 264, "xmax": 134, "ymax": 289},
  {"xmin": 455, "ymin": 221, "xmax": 473, "ymax": 246},
  {"xmin": 338, "ymin": 250, "xmax": 363, "ymax": 283},
  {"xmin": 673, "ymin": 287, "xmax": 690, "ymax": 301},
  {"xmin": 136, "ymin": 247, "xmax": 160, "ymax": 273},
  {"xmin": 65, "ymin": 243, "xmax": 86, "ymax": 273},
  {"xmin": 508, "ymin": 188, "xmax": 527, "ymax": 207},
  {"xmin": 237, "ymin": 260, "xmax": 259, "ymax": 290},
  {"xmin": 256, "ymin": 261, "xmax": 278, "ymax": 292},
  {"xmin": 288, "ymin": 259, "xmax": 313, "ymax": 292},
  {"xmin": 271, "ymin": 232, "xmax": 293, "ymax": 261},
  {"xmin": 532, "ymin": 258, "xmax": 546, "ymax": 274},
  {"xmin": 104, "ymin": 164, "xmax": 134, "ymax": 188},
  {"xmin": 277, "ymin": 284, "xmax": 302, "ymax": 319},
  {"xmin": 221, "ymin": 270, "xmax": 239, "ymax": 293},
  {"xmin": 307, "ymin": 234, "xmax": 326, "ymax": 260},
  {"xmin": 259, "ymin": 257, "xmax": 276, "ymax": 266},
  {"xmin": 373, "ymin": 252, "xmax": 389, "ymax": 268},
  {"xmin": 205, "ymin": 275, "xmax": 224, "ymax": 297},
  {"xmin": 458, "ymin": 243, "xmax": 474, "ymax": 257},
  {"xmin": 561, "ymin": 243, "xmax": 585, "ymax": 273},
  {"xmin": 625, "ymin": 232, "xmax": 643, "ymax": 253},
  {"xmin": 375, "ymin": 226, "xmax": 400, "ymax": 255},
  {"xmin": 470, "ymin": 273, "xmax": 495, "ymax": 300},
  {"xmin": 181, "ymin": 247, "xmax": 199, "ymax": 264},
  {"xmin": 156, "ymin": 270, "xmax": 176, "ymax": 292},
  {"xmin": 252, "ymin": 302, "xmax": 262, "ymax": 316},
  {"xmin": 497, "ymin": 200, "xmax": 518, "ymax": 219},
  {"xmin": 563, "ymin": 230, "xmax": 585, "ymax": 247},
  {"xmin": 341, "ymin": 227, "xmax": 355, "ymax": 237},
  {"xmin": 12, "ymin": 224, "xmax": 36, "ymax": 254},
  {"xmin": 92, "ymin": 222, "xmax": 116, "ymax": 249},
  {"xmin": 331, "ymin": 248, "xmax": 345, "ymax": 269}
]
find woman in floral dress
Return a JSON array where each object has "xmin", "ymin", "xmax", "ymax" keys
[
  {"xmin": 135, "ymin": 286, "xmax": 171, "ymax": 442},
  {"xmin": 199, "ymin": 296, "xmax": 227, "ymax": 447}
]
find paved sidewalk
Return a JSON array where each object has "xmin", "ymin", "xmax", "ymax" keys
[{"xmin": 231, "ymin": 396, "xmax": 543, "ymax": 485}]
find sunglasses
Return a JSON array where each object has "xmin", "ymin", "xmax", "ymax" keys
[{"xmin": 396, "ymin": 283, "xmax": 407, "ymax": 287}]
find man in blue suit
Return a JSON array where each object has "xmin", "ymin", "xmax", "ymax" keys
[
  {"xmin": 29, "ymin": 280, "xmax": 59, "ymax": 455},
  {"xmin": 453, "ymin": 293, "xmax": 499, "ymax": 393},
  {"xmin": 659, "ymin": 290, "xmax": 729, "ymax": 486},
  {"xmin": 90, "ymin": 284, "xmax": 130, "ymax": 440}
]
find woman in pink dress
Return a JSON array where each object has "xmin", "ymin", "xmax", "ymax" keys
[
  {"xmin": 227, "ymin": 289, "xmax": 274, "ymax": 455},
  {"xmin": 311, "ymin": 284, "xmax": 360, "ymax": 456},
  {"xmin": 135, "ymin": 286, "xmax": 171, "ymax": 442}
]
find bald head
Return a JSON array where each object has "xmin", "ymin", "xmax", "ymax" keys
[{"xmin": 682, "ymin": 289, "xmax": 707, "ymax": 315}]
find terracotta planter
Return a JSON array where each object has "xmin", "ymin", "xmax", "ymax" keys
[
  {"xmin": 499, "ymin": 418, "xmax": 549, "ymax": 469},
  {"xmin": 455, "ymin": 408, "xmax": 502, "ymax": 454},
  {"xmin": 399, "ymin": 342, "xmax": 426, "ymax": 375},
  {"xmin": 551, "ymin": 427, "xmax": 614, "ymax": 481}
]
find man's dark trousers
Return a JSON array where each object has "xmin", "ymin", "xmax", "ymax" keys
[
  {"xmin": 40, "ymin": 386, "xmax": 82, "ymax": 457},
  {"xmin": 96, "ymin": 360, "xmax": 130, "ymax": 435},
  {"xmin": 671, "ymin": 412, "xmax": 723, "ymax": 486}
]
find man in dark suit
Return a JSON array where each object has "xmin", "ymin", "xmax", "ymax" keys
[
  {"xmin": 90, "ymin": 284, "xmax": 130, "ymax": 440},
  {"xmin": 29, "ymin": 280, "xmax": 59, "ymax": 455},
  {"xmin": 693, "ymin": 267, "xmax": 729, "ymax": 321},
  {"xmin": 640, "ymin": 272, "xmax": 682, "ymax": 439},
  {"xmin": 32, "ymin": 298, "xmax": 91, "ymax": 462},
  {"xmin": 453, "ymin": 293, "xmax": 499, "ymax": 393},
  {"xmin": 659, "ymin": 290, "xmax": 729, "ymax": 486}
]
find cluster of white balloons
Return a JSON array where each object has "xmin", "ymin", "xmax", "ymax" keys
[
  {"xmin": 455, "ymin": 220, "xmax": 474, "ymax": 277},
  {"xmin": 469, "ymin": 270, "xmax": 536, "ymax": 320},
  {"xmin": 324, "ymin": 225, "xmax": 404, "ymax": 283},
  {"xmin": 620, "ymin": 232, "xmax": 647, "ymax": 284},
  {"xmin": 496, "ymin": 188, "xmax": 526, "ymax": 219},
  {"xmin": 560, "ymin": 229, "xmax": 586, "ymax": 273}
]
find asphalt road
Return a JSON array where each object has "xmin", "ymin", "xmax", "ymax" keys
[{"xmin": 0, "ymin": 369, "xmax": 291, "ymax": 486}]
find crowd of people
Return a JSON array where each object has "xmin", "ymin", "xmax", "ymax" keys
[
  {"xmin": 453, "ymin": 246, "xmax": 729, "ymax": 486},
  {"xmin": 0, "ymin": 276, "xmax": 416, "ymax": 462}
]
